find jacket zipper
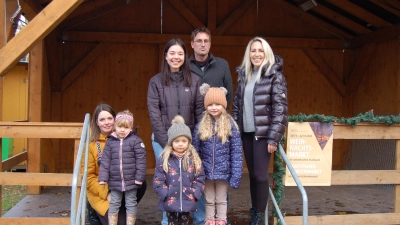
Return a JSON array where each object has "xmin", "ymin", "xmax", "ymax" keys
[
  {"xmin": 179, "ymin": 158, "xmax": 183, "ymax": 211},
  {"xmin": 211, "ymin": 133, "xmax": 216, "ymax": 178},
  {"xmin": 120, "ymin": 138, "xmax": 125, "ymax": 191},
  {"xmin": 175, "ymin": 73, "xmax": 181, "ymax": 115}
]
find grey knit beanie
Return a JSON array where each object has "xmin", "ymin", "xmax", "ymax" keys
[{"xmin": 167, "ymin": 115, "xmax": 192, "ymax": 146}]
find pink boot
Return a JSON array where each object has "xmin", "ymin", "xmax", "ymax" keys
[
  {"xmin": 204, "ymin": 219, "xmax": 215, "ymax": 225},
  {"xmin": 215, "ymin": 220, "xmax": 226, "ymax": 225}
]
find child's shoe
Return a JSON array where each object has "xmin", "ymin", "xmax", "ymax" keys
[
  {"xmin": 204, "ymin": 219, "xmax": 215, "ymax": 225},
  {"xmin": 216, "ymin": 220, "xmax": 226, "ymax": 225}
]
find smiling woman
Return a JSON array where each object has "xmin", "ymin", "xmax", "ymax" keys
[{"xmin": 147, "ymin": 38, "xmax": 204, "ymax": 225}]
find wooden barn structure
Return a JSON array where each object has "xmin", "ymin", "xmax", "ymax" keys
[{"xmin": 0, "ymin": 0, "xmax": 399, "ymax": 224}]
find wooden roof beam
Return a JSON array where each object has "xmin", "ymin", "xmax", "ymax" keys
[
  {"xmin": 168, "ymin": 0, "xmax": 204, "ymax": 29},
  {"xmin": 311, "ymin": 4, "xmax": 371, "ymax": 35},
  {"xmin": 216, "ymin": 0, "xmax": 254, "ymax": 35},
  {"xmin": 0, "ymin": 0, "xmax": 85, "ymax": 77},
  {"xmin": 22, "ymin": 0, "xmax": 43, "ymax": 15},
  {"xmin": 348, "ymin": 24, "xmax": 400, "ymax": 48},
  {"xmin": 302, "ymin": 48, "xmax": 346, "ymax": 97},
  {"xmin": 270, "ymin": 0, "xmax": 353, "ymax": 40},
  {"xmin": 62, "ymin": 42, "xmax": 112, "ymax": 91},
  {"xmin": 62, "ymin": 0, "xmax": 127, "ymax": 30},
  {"xmin": 345, "ymin": 42, "xmax": 378, "ymax": 96},
  {"xmin": 61, "ymin": 31, "xmax": 345, "ymax": 49},
  {"xmin": 325, "ymin": 0, "xmax": 392, "ymax": 29},
  {"xmin": 65, "ymin": 0, "xmax": 121, "ymax": 20},
  {"xmin": 370, "ymin": 0, "xmax": 400, "ymax": 17}
]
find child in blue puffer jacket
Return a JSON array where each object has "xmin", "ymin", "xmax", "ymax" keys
[
  {"xmin": 192, "ymin": 83, "xmax": 243, "ymax": 225},
  {"xmin": 153, "ymin": 115, "xmax": 205, "ymax": 225}
]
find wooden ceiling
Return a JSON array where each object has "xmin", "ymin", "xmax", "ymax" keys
[{"xmin": 18, "ymin": 0, "xmax": 400, "ymax": 49}]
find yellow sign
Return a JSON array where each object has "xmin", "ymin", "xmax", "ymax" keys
[{"xmin": 284, "ymin": 122, "xmax": 333, "ymax": 186}]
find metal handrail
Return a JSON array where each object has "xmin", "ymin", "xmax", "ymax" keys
[{"xmin": 70, "ymin": 113, "xmax": 91, "ymax": 225}]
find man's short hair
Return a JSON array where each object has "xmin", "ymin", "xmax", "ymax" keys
[{"xmin": 191, "ymin": 27, "xmax": 212, "ymax": 42}]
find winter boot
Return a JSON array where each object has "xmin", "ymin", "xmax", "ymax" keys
[
  {"xmin": 204, "ymin": 219, "xmax": 215, "ymax": 225},
  {"xmin": 249, "ymin": 208, "xmax": 256, "ymax": 225},
  {"xmin": 251, "ymin": 211, "xmax": 264, "ymax": 225},
  {"xmin": 108, "ymin": 213, "xmax": 118, "ymax": 225},
  {"xmin": 126, "ymin": 214, "xmax": 136, "ymax": 225},
  {"xmin": 215, "ymin": 220, "xmax": 226, "ymax": 225}
]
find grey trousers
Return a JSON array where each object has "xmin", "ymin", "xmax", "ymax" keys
[{"xmin": 109, "ymin": 189, "xmax": 138, "ymax": 214}]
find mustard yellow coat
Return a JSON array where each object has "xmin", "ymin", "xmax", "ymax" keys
[{"xmin": 81, "ymin": 134, "xmax": 110, "ymax": 216}]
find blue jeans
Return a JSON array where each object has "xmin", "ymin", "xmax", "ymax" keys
[
  {"xmin": 152, "ymin": 133, "xmax": 168, "ymax": 225},
  {"xmin": 192, "ymin": 193, "xmax": 206, "ymax": 225}
]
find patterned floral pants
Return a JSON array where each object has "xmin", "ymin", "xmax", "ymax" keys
[{"xmin": 166, "ymin": 211, "xmax": 190, "ymax": 225}]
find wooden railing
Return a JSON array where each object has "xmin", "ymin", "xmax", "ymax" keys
[
  {"xmin": 0, "ymin": 122, "xmax": 83, "ymax": 225},
  {"xmin": 1, "ymin": 122, "xmax": 400, "ymax": 224},
  {"xmin": 278, "ymin": 123, "xmax": 400, "ymax": 225}
]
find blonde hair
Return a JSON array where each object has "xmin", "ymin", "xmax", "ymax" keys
[
  {"xmin": 115, "ymin": 110, "xmax": 134, "ymax": 128},
  {"xmin": 160, "ymin": 142, "xmax": 202, "ymax": 175},
  {"xmin": 197, "ymin": 110, "xmax": 238, "ymax": 144},
  {"xmin": 240, "ymin": 37, "xmax": 275, "ymax": 83}
]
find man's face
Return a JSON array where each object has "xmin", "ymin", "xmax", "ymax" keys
[{"xmin": 191, "ymin": 32, "xmax": 211, "ymax": 58}]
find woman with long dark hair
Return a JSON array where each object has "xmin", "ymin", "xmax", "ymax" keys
[{"xmin": 147, "ymin": 38, "xmax": 204, "ymax": 225}]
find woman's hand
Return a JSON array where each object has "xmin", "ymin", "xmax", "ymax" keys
[
  {"xmin": 99, "ymin": 181, "xmax": 106, "ymax": 185},
  {"xmin": 107, "ymin": 192, "xmax": 111, "ymax": 202},
  {"xmin": 268, "ymin": 144, "xmax": 277, "ymax": 153}
]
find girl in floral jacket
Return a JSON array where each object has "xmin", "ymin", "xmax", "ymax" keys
[
  {"xmin": 192, "ymin": 83, "xmax": 243, "ymax": 225},
  {"xmin": 153, "ymin": 115, "xmax": 205, "ymax": 225}
]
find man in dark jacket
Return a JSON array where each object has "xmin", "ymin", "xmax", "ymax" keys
[
  {"xmin": 190, "ymin": 27, "xmax": 233, "ymax": 225},
  {"xmin": 190, "ymin": 27, "xmax": 233, "ymax": 108}
]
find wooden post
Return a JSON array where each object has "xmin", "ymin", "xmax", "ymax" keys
[
  {"xmin": 396, "ymin": 140, "xmax": 400, "ymax": 212},
  {"xmin": 0, "ymin": 0, "xmax": 5, "ymax": 215},
  {"xmin": 27, "ymin": 41, "xmax": 44, "ymax": 194}
]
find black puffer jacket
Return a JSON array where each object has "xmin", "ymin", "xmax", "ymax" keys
[
  {"xmin": 98, "ymin": 131, "xmax": 147, "ymax": 192},
  {"xmin": 231, "ymin": 55, "xmax": 288, "ymax": 146},
  {"xmin": 147, "ymin": 71, "xmax": 204, "ymax": 147}
]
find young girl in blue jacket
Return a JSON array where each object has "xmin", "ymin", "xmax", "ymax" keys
[
  {"xmin": 192, "ymin": 83, "xmax": 243, "ymax": 225},
  {"xmin": 153, "ymin": 115, "xmax": 205, "ymax": 225}
]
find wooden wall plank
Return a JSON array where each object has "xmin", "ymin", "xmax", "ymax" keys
[
  {"xmin": 0, "ymin": 218, "xmax": 69, "ymax": 225},
  {"xmin": 325, "ymin": 0, "xmax": 391, "ymax": 29},
  {"xmin": 45, "ymin": 29, "xmax": 63, "ymax": 92},
  {"xmin": 62, "ymin": 42, "xmax": 112, "ymax": 91},
  {"xmin": 168, "ymin": 0, "xmax": 204, "ymax": 29},
  {"xmin": 1, "ymin": 152, "xmax": 27, "ymax": 171},
  {"xmin": 312, "ymin": 4, "xmax": 371, "ymax": 35},
  {"xmin": 216, "ymin": 0, "xmax": 254, "ymax": 35},
  {"xmin": 370, "ymin": 0, "xmax": 400, "ymax": 17},
  {"xmin": 62, "ymin": 31, "xmax": 345, "ymax": 49},
  {"xmin": 334, "ymin": 123, "xmax": 400, "ymax": 139},
  {"xmin": 0, "ymin": 0, "xmax": 85, "ymax": 77},
  {"xmin": 280, "ymin": 213, "xmax": 400, "ymax": 225},
  {"xmin": 270, "ymin": 0, "xmax": 353, "ymax": 40},
  {"xmin": 349, "ymin": 24, "xmax": 400, "ymax": 48},
  {"xmin": 0, "ymin": 122, "xmax": 82, "ymax": 138},
  {"xmin": 345, "ymin": 43, "xmax": 378, "ymax": 96},
  {"xmin": 396, "ymin": 140, "xmax": 400, "ymax": 212},
  {"xmin": 331, "ymin": 170, "xmax": 400, "ymax": 185},
  {"xmin": 207, "ymin": 0, "xmax": 216, "ymax": 34},
  {"xmin": 302, "ymin": 48, "xmax": 346, "ymax": 96}
]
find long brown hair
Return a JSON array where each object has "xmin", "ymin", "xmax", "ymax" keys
[{"xmin": 90, "ymin": 103, "xmax": 116, "ymax": 142}]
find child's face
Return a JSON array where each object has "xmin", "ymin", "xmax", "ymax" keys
[
  {"xmin": 115, "ymin": 125, "xmax": 132, "ymax": 138},
  {"xmin": 172, "ymin": 136, "xmax": 190, "ymax": 154},
  {"xmin": 206, "ymin": 103, "xmax": 224, "ymax": 119}
]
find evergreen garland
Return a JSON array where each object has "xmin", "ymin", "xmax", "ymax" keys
[{"xmin": 271, "ymin": 110, "xmax": 400, "ymax": 224}]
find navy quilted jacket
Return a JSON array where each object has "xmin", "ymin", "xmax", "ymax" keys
[
  {"xmin": 98, "ymin": 131, "xmax": 147, "ymax": 192},
  {"xmin": 153, "ymin": 151, "xmax": 205, "ymax": 212},
  {"xmin": 192, "ymin": 118, "xmax": 243, "ymax": 189}
]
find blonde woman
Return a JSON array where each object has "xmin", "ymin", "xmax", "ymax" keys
[{"xmin": 232, "ymin": 37, "xmax": 288, "ymax": 225}]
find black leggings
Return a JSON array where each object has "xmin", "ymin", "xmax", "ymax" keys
[
  {"xmin": 167, "ymin": 212, "xmax": 190, "ymax": 225},
  {"xmin": 242, "ymin": 132, "xmax": 271, "ymax": 213}
]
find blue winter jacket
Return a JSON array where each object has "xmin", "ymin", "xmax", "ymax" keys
[
  {"xmin": 153, "ymin": 151, "xmax": 205, "ymax": 212},
  {"xmin": 192, "ymin": 118, "xmax": 243, "ymax": 189}
]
